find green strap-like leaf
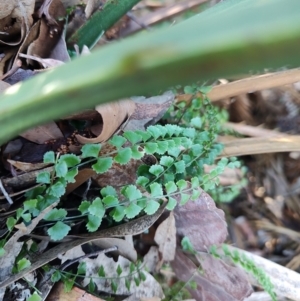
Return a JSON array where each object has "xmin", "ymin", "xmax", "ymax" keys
[
  {"xmin": 68, "ymin": 0, "xmax": 142, "ymax": 49},
  {"xmin": 0, "ymin": 0, "xmax": 300, "ymax": 145}
]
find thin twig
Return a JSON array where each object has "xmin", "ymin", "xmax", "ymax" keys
[{"xmin": 0, "ymin": 179, "xmax": 13, "ymax": 205}]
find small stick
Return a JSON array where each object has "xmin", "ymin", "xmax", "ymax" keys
[{"xmin": 0, "ymin": 179, "xmax": 13, "ymax": 205}]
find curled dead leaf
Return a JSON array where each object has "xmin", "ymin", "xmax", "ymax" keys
[{"xmin": 76, "ymin": 99, "xmax": 136, "ymax": 143}]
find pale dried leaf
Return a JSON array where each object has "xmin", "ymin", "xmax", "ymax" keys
[
  {"xmin": 92, "ymin": 237, "xmax": 137, "ymax": 262},
  {"xmin": 172, "ymin": 251, "xmax": 252, "ymax": 301},
  {"xmin": 143, "ymin": 246, "xmax": 160, "ymax": 274},
  {"xmin": 174, "ymin": 187, "xmax": 228, "ymax": 251},
  {"xmin": 0, "ymin": 1, "xmax": 15, "ymax": 19},
  {"xmin": 14, "ymin": 222, "xmax": 27, "ymax": 231},
  {"xmin": 82, "ymin": 254, "xmax": 164, "ymax": 299},
  {"xmin": 221, "ymin": 136, "xmax": 300, "ymax": 158},
  {"xmin": 58, "ymin": 245, "xmax": 85, "ymax": 264},
  {"xmin": 0, "ymin": 0, "xmax": 34, "ymax": 37},
  {"xmin": 50, "ymin": 36, "xmax": 70, "ymax": 62},
  {"xmin": 28, "ymin": 0, "xmax": 65, "ymax": 60},
  {"xmin": 154, "ymin": 212, "xmax": 176, "ymax": 262},
  {"xmin": 20, "ymin": 121, "xmax": 64, "ymax": 144},
  {"xmin": 19, "ymin": 53, "xmax": 65, "ymax": 68},
  {"xmin": 85, "ymin": 0, "xmax": 101, "ymax": 19},
  {"xmin": 76, "ymin": 99, "xmax": 136, "ymax": 144},
  {"xmin": 125, "ymin": 91, "xmax": 175, "ymax": 131},
  {"xmin": 7, "ymin": 159, "xmax": 50, "ymax": 172}
]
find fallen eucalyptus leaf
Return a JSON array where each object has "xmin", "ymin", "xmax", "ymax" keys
[{"xmin": 154, "ymin": 212, "xmax": 176, "ymax": 262}]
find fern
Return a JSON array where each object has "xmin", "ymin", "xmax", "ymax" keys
[{"xmin": 210, "ymin": 244, "xmax": 277, "ymax": 301}]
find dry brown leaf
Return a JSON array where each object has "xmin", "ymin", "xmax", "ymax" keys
[
  {"xmin": 76, "ymin": 99, "xmax": 136, "ymax": 144},
  {"xmin": 27, "ymin": 0, "xmax": 65, "ymax": 61},
  {"xmin": 174, "ymin": 187, "xmax": 227, "ymax": 251},
  {"xmin": 20, "ymin": 121, "xmax": 64, "ymax": 144},
  {"xmin": 93, "ymin": 158, "xmax": 143, "ymax": 188},
  {"xmin": 92, "ymin": 237, "xmax": 137, "ymax": 262},
  {"xmin": 143, "ymin": 246, "xmax": 160, "ymax": 274},
  {"xmin": 7, "ymin": 159, "xmax": 50, "ymax": 172},
  {"xmin": 124, "ymin": 91, "xmax": 174, "ymax": 131},
  {"xmin": 15, "ymin": 20, "xmax": 41, "ymax": 59},
  {"xmin": 0, "ymin": 48, "xmax": 18, "ymax": 78},
  {"xmin": 19, "ymin": 53, "xmax": 65, "ymax": 68},
  {"xmin": 65, "ymin": 168, "xmax": 96, "ymax": 195},
  {"xmin": 0, "ymin": 0, "xmax": 34, "ymax": 43},
  {"xmin": 154, "ymin": 212, "xmax": 176, "ymax": 262},
  {"xmin": 171, "ymin": 251, "xmax": 252, "ymax": 301},
  {"xmin": 58, "ymin": 245, "xmax": 85, "ymax": 264}
]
